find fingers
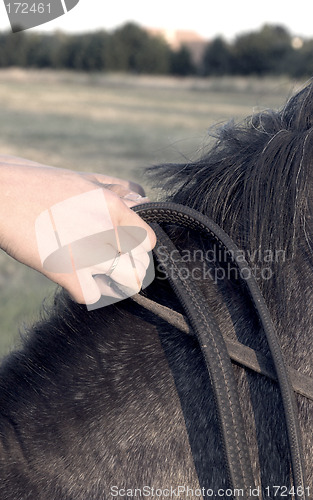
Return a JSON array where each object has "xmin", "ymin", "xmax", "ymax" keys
[
  {"xmin": 117, "ymin": 205, "xmax": 157, "ymax": 251},
  {"xmin": 101, "ymin": 252, "xmax": 143, "ymax": 294},
  {"xmin": 50, "ymin": 217, "xmax": 155, "ymax": 307},
  {"xmin": 127, "ymin": 180, "xmax": 146, "ymax": 197},
  {"xmin": 97, "ymin": 183, "xmax": 149, "ymax": 207},
  {"xmin": 101, "ymin": 189, "xmax": 156, "ymax": 251},
  {"xmin": 62, "ymin": 246, "xmax": 153, "ymax": 306},
  {"xmin": 75, "ymin": 268, "xmax": 102, "ymax": 304},
  {"xmin": 121, "ymin": 194, "xmax": 150, "ymax": 208},
  {"xmin": 34, "ymin": 170, "xmax": 156, "ymax": 308},
  {"xmin": 85, "ymin": 172, "xmax": 146, "ymax": 197},
  {"xmin": 93, "ymin": 275, "xmax": 127, "ymax": 300}
]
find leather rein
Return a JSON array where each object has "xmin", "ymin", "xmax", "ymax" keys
[
  {"xmin": 131, "ymin": 294, "xmax": 313, "ymax": 402},
  {"xmin": 133, "ymin": 202, "xmax": 309, "ymax": 500}
]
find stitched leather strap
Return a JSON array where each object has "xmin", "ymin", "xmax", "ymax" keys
[
  {"xmin": 131, "ymin": 294, "xmax": 313, "ymax": 402},
  {"xmin": 134, "ymin": 201, "xmax": 308, "ymax": 500}
]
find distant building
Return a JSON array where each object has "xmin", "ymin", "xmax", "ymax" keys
[{"xmin": 146, "ymin": 27, "xmax": 208, "ymax": 66}]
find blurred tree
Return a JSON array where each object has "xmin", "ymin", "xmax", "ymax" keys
[
  {"xmin": 202, "ymin": 37, "xmax": 233, "ymax": 75},
  {"xmin": 286, "ymin": 39, "xmax": 313, "ymax": 77},
  {"xmin": 0, "ymin": 33, "xmax": 8, "ymax": 67},
  {"xmin": 233, "ymin": 24, "xmax": 292, "ymax": 75},
  {"xmin": 134, "ymin": 35, "xmax": 171, "ymax": 74},
  {"xmin": 170, "ymin": 46, "xmax": 195, "ymax": 76},
  {"xmin": 77, "ymin": 31, "xmax": 110, "ymax": 71},
  {"xmin": 0, "ymin": 30, "xmax": 27, "ymax": 67},
  {"xmin": 58, "ymin": 34, "xmax": 89, "ymax": 69},
  {"xmin": 25, "ymin": 33, "xmax": 63, "ymax": 68},
  {"xmin": 112, "ymin": 22, "xmax": 170, "ymax": 73}
]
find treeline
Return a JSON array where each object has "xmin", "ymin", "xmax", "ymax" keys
[
  {"xmin": 0, "ymin": 22, "xmax": 313, "ymax": 77},
  {"xmin": 203, "ymin": 25, "xmax": 313, "ymax": 77}
]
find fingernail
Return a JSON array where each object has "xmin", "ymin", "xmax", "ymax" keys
[{"xmin": 123, "ymin": 193, "xmax": 149, "ymax": 201}]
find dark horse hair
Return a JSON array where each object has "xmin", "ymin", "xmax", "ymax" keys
[{"xmin": 0, "ymin": 82, "xmax": 312, "ymax": 500}]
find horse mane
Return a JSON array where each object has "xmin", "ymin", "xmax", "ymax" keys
[{"xmin": 147, "ymin": 82, "xmax": 313, "ymax": 265}]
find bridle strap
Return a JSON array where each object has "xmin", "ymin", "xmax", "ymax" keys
[
  {"xmin": 155, "ymin": 222, "xmax": 256, "ymax": 497},
  {"xmin": 131, "ymin": 294, "xmax": 313, "ymax": 402},
  {"xmin": 134, "ymin": 201, "xmax": 307, "ymax": 500}
]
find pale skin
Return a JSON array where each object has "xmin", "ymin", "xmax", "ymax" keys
[{"xmin": 0, "ymin": 155, "xmax": 157, "ymax": 304}]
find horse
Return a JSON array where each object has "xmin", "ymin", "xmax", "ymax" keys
[{"xmin": 0, "ymin": 81, "xmax": 312, "ymax": 500}]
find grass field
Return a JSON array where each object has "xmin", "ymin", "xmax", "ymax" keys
[{"xmin": 0, "ymin": 69, "xmax": 304, "ymax": 356}]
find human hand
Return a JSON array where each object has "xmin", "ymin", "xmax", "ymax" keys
[{"xmin": 0, "ymin": 155, "xmax": 156, "ymax": 306}]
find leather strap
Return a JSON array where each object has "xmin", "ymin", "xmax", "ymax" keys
[
  {"xmin": 134, "ymin": 201, "xmax": 308, "ymax": 500},
  {"xmin": 131, "ymin": 294, "xmax": 313, "ymax": 402}
]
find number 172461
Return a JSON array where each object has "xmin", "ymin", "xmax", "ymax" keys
[
  {"xmin": 6, "ymin": 3, "xmax": 51, "ymax": 14},
  {"xmin": 265, "ymin": 486, "xmax": 310, "ymax": 497}
]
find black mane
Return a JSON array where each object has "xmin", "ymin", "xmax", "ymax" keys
[{"xmin": 148, "ymin": 82, "xmax": 313, "ymax": 263}]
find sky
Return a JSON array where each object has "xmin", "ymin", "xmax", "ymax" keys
[{"xmin": 0, "ymin": 0, "xmax": 313, "ymax": 41}]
